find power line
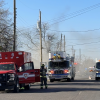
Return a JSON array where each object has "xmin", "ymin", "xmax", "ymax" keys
[
  {"xmin": 49, "ymin": 3, "xmax": 100, "ymax": 26},
  {"xmin": 16, "ymin": 3, "xmax": 100, "ymax": 33},
  {"xmin": 16, "ymin": 17, "xmax": 100, "ymax": 33},
  {"xmin": 17, "ymin": 14, "xmax": 30, "ymax": 25},
  {"xmin": 66, "ymin": 37, "xmax": 100, "ymax": 41},
  {"xmin": 66, "ymin": 48, "xmax": 100, "ymax": 53},
  {"xmin": 48, "ymin": 28, "xmax": 100, "ymax": 32},
  {"xmin": 17, "ymin": 14, "xmax": 37, "ymax": 28},
  {"xmin": 16, "ymin": 28, "xmax": 39, "ymax": 49},
  {"xmin": 47, "ymin": 3, "xmax": 100, "ymax": 23},
  {"xmin": 15, "ymin": 1, "xmax": 100, "ymax": 32},
  {"xmin": 18, "ymin": 1, "xmax": 100, "ymax": 26},
  {"xmin": 18, "ymin": 0, "xmax": 39, "ymax": 11},
  {"xmin": 66, "ymin": 40, "xmax": 100, "ymax": 46},
  {"xmin": 65, "ymin": 47, "xmax": 100, "ymax": 52}
]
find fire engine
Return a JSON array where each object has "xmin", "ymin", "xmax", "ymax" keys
[
  {"xmin": 47, "ymin": 51, "xmax": 75, "ymax": 82},
  {"xmin": 0, "ymin": 51, "xmax": 40, "ymax": 92}
]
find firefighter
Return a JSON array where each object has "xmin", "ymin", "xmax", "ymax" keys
[
  {"xmin": 57, "ymin": 54, "xmax": 61, "ymax": 59},
  {"xmin": 40, "ymin": 64, "xmax": 47, "ymax": 89}
]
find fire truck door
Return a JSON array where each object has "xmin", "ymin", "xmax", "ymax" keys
[
  {"xmin": 18, "ymin": 62, "xmax": 35, "ymax": 83},
  {"xmin": 34, "ymin": 69, "xmax": 40, "ymax": 82}
]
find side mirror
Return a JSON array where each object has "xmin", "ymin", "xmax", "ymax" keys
[{"xmin": 18, "ymin": 67, "xmax": 23, "ymax": 72}]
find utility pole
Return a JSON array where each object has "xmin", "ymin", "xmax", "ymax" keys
[
  {"xmin": 64, "ymin": 35, "xmax": 65, "ymax": 52},
  {"xmin": 79, "ymin": 49, "xmax": 81, "ymax": 63},
  {"xmin": 72, "ymin": 45, "xmax": 73, "ymax": 56},
  {"xmin": 13, "ymin": 0, "xmax": 16, "ymax": 51},
  {"xmin": 37, "ymin": 10, "xmax": 42, "ymax": 64},
  {"xmin": 60, "ymin": 34, "xmax": 62, "ymax": 51},
  {"xmin": 73, "ymin": 49, "xmax": 75, "ymax": 59},
  {"xmin": 43, "ymin": 24, "xmax": 45, "ymax": 42}
]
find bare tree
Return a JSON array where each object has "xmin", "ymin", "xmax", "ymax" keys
[
  {"xmin": 0, "ymin": 0, "xmax": 13, "ymax": 52},
  {"xmin": 41, "ymin": 23, "xmax": 61, "ymax": 52},
  {"xmin": 18, "ymin": 23, "xmax": 60, "ymax": 53}
]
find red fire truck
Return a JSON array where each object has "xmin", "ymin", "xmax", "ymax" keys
[{"xmin": 0, "ymin": 51, "xmax": 40, "ymax": 92}]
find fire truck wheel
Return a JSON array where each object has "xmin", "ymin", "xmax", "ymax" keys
[
  {"xmin": 50, "ymin": 79, "xmax": 54, "ymax": 82},
  {"xmin": 67, "ymin": 78, "xmax": 71, "ymax": 82},
  {"xmin": 14, "ymin": 79, "xmax": 19, "ymax": 93},
  {"xmin": 0, "ymin": 89, "xmax": 5, "ymax": 91},
  {"xmin": 95, "ymin": 77, "xmax": 98, "ymax": 81},
  {"xmin": 24, "ymin": 84, "xmax": 30, "ymax": 90}
]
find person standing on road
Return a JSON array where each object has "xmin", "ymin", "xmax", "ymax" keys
[{"xmin": 40, "ymin": 64, "xmax": 47, "ymax": 89}]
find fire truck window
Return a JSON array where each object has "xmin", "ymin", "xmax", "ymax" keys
[
  {"xmin": 0, "ymin": 64, "xmax": 15, "ymax": 70},
  {"xmin": 8, "ymin": 64, "xmax": 15, "ymax": 70},
  {"xmin": 30, "ymin": 62, "xmax": 34, "ymax": 69},
  {"xmin": 96, "ymin": 62, "xmax": 100, "ymax": 69},
  {"xmin": 48, "ymin": 61, "xmax": 69, "ymax": 69},
  {"xmin": 24, "ymin": 63, "xmax": 34, "ymax": 71},
  {"xmin": 24, "ymin": 63, "xmax": 28, "ymax": 71}
]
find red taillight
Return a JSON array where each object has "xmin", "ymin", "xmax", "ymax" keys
[
  {"xmin": 64, "ymin": 70, "xmax": 68, "ymax": 73},
  {"xmin": 50, "ymin": 70, "xmax": 54, "ymax": 74}
]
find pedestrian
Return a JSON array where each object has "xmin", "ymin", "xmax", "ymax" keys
[{"xmin": 40, "ymin": 64, "xmax": 47, "ymax": 89}]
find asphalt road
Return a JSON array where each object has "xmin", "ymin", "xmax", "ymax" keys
[{"xmin": 0, "ymin": 76, "xmax": 100, "ymax": 100}]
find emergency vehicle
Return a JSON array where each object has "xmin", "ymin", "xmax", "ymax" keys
[
  {"xmin": 0, "ymin": 51, "xmax": 40, "ymax": 92},
  {"xmin": 47, "ymin": 51, "xmax": 75, "ymax": 82},
  {"xmin": 94, "ymin": 60, "xmax": 100, "ymax": 80}
]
